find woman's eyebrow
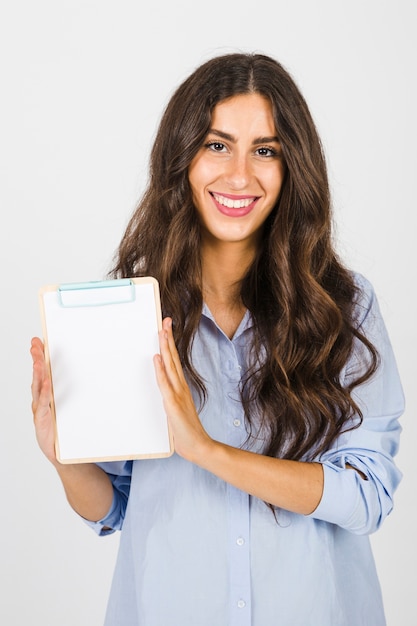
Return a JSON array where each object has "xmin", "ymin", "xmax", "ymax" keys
[
  {"xmin": 207, "ymin": 128, "xmax": 280, "ymax": 145},
  {"xmin": 207, "ymin": 128, "xmax": 235, "ymax": 142},
  {"xmin": 253, "ymin": 135, "xmax": 280, "ymax": 145}
]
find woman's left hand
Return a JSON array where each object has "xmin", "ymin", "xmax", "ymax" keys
[
  {"xmin": 154, "ymin": 319, "xmax": 324, "ymax": 514},
  {"xmin": 154, "ymin": 317, "xmax": 212, "ymax": 462}
]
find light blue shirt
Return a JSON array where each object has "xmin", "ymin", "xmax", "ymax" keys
[{"xmin": 86, "ymin": 274, "xmax": 403, "ymax": 626}]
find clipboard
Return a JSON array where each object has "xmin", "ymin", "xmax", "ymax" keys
[{"xmin": 39, "ymin": 277, "xmax": 173, "ymax": 464}]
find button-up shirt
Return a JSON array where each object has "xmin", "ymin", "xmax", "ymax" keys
[{"xmin": 86, "ymin": 273, "xmax": 403, "ymax": 625}]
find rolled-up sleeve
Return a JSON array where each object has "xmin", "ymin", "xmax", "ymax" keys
[
  {"xmin": 82, "ymin": 460, "xmax": 133, "ymax": 536},
  {"xmin": 308, "ymin": 275, "xmax": 404, "ymax": 534}
]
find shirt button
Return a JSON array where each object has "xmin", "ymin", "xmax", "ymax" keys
[
  {"xmin": 236, "ymin": 537, "xmax": 245, "ymax": 546},
  {"xmin": 233, "ymin": 419, "xmax": 241, "ymax": 427},
  {"xmin": 237, "ymin": 600, "xmax": 246, "ymax": 609}
]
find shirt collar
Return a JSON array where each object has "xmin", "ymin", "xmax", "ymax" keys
[{"xmin": 201, "ymin": 303, "xmax": 253, "ymax": 340}]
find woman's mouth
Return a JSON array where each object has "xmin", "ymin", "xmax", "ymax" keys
[{"xmin": 210, "ymin": 192, "xmax": 259, "ymax": 217}]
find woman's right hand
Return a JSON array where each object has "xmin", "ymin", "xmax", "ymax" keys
[
  {"xmin": 30, "ymin": 337, "xmax": 58, "ymax": 464},
  {"xmin": 30, "ymin": 338, "xmax": 115, "ymax": 522}
]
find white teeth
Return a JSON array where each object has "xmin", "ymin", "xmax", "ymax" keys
[{"xmin": 213, "ymin": 193, "xmax": 254, "ymax": 209}]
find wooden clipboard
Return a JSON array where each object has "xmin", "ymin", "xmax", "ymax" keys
[{"xmin": 39, "ymin": 277, "xmax": 173, "ymax": 464}]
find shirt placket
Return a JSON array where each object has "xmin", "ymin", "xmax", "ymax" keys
[{"xmin": 219, "ymin": 337, "xmax": 252, "ymax": 626}]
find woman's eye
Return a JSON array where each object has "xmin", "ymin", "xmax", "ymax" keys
[
  {"xmin": 256, "ymin": 147, "xmax": 277, "ymax": 157},
  {"xmin": 206, "ymin": 141, "xmax": 227, "ymax": 152}
]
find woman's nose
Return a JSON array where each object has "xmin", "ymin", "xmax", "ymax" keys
[{"xmin": 224, "ymin": 155, "xmax": 251, "ymax": 190}]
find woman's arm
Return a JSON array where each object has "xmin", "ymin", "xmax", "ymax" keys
[
  {"xmin": 154, "ymin": 274, "xmax": 404, "ymax": 532},
  {"xmin": 30, "ymin": 337, "xmax": 114, "ymax": 522},
  {"xmin": 190, "ymin": 440, "xmax": 323, "ymax": 515},
  {"xmin": 154, "ymin": 318, "xmax": 324, "ymax": 515}
]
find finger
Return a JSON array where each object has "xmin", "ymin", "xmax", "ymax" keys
[
  {"xmin": 158, "ymin": 329, "xmax": 180, "ymax": 391},
  {"xmin": 155, "ymin": 323, "xmax": 189, "ymax": 398},
  {"xmin": 153, "ymin": 352, "xmax": 181, "ymax": 414},
  {"xmin": 30, "ymin": 337, "xmax": 44, "ymax": 368},
  {"xmin": 31, "ymin": 364, "xmax": 51, "ymax": 414},
  {"xmin": 30, "ymin": 339, "xmax": 45, "ymax": 403},
  {"xmin": 153, "ymin": 353, "xmax": 169, "ymax": 391},
  {"xmin": 33, "ymin": 373, "xmax": 52, "ymax": 420},
  {"xmin": 160, "ymin": 318, "xmax": 186, "ymax": 382},
  {"xmin": 30, "ymin": 338, "xmax": 52, "ymax": 416}
]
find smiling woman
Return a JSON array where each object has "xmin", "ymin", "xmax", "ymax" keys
[
  {"xmin": 188, "ymin": 93, "xmax": 285, "ymax": 253},
  {"xmin": 30, "ymin": 53, "xmax": 404, "ymax": 626}
]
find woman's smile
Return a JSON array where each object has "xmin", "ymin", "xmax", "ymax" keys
[{"xmin": 210, "ymin": 192, "xmax": 259, "ymax": 216}]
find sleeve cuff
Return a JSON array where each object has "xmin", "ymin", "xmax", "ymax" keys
[{"xmin": 306, "ymin": 462, "xmax": 380, "ymax": 534}]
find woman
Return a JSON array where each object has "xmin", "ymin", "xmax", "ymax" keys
[{"xmin": 31, "ymin": 53, "xmax": 404, "ymax": 625}]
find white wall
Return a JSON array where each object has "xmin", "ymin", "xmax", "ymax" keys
[{"xmin": 1, "ymin": 1, "xmax": 415, "ymax": 624}]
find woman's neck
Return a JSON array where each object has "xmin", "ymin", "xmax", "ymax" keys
[
  {"xmin": 201, "ymin": 240, "xmax": 255, "ymax": 338},
  {"xmin": 202, "ymin": 239, "xmax": 254, "ymax": 295}
]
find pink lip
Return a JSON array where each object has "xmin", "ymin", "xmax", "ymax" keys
[
  {"xmin": 213, "ymin": 192, "xmax": 257, "ymax": 200},
  {"xmin": 210, "ymin": 192, "xmax": 259, "ymax": 218}
]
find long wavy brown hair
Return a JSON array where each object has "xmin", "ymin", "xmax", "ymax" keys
[{"xmin": 111, "ymin": 53, "xmax": 378, "ymax": 462}]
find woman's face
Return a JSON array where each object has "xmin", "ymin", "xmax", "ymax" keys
[{"xmin": 188, "ymin": 93, "xmax": 285, "ymax": 250}]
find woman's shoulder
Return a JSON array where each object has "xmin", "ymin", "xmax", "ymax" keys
[
  {"xmin": 351, "ymin": 271, "xmax": 375, "ymax": 299},
  {"xmin": 349, "ymin": 271, "xmax": 380, "ymax": 330}
]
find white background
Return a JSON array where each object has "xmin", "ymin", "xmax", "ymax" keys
[{"xmin": 0, "ymin": 1, "xmax": 415, "ymax": 624}]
